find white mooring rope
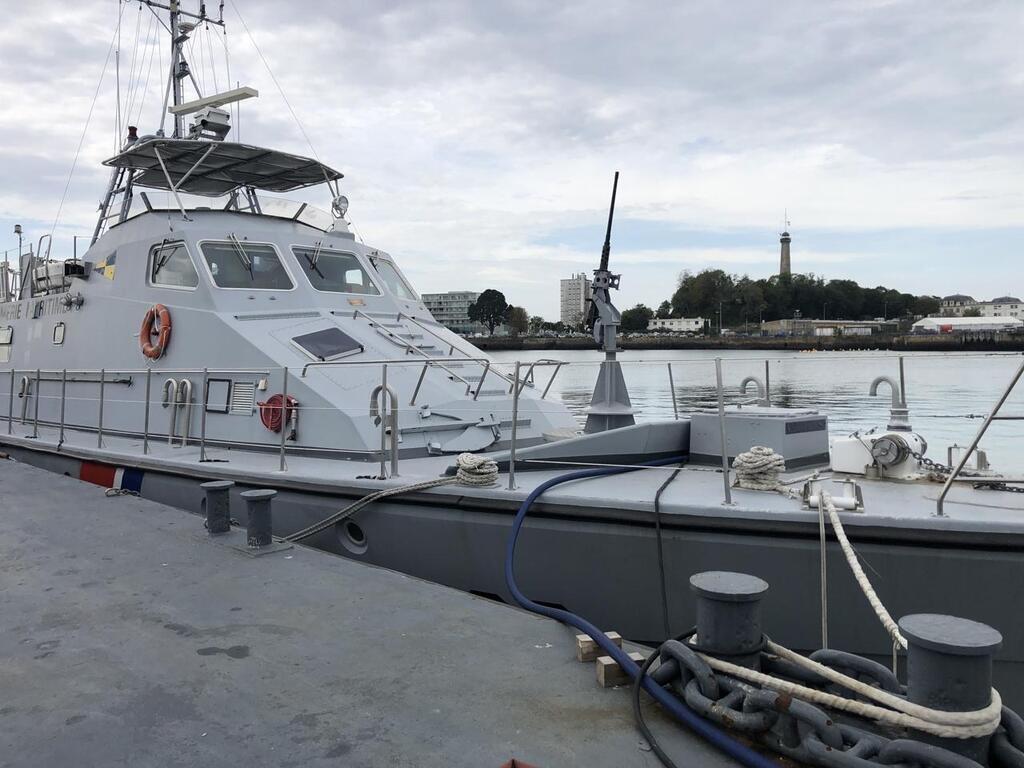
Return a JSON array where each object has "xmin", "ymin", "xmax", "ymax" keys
[
  {"xmin": 699, "ymin": 648, "xmax": 1002, "ymax": 739},
  {"xmin": 717, "ymin": 447, "xmax": 1001, "ymax": 738},
  {"xmin": 819, "ymin": 489, "xmax": 907, "ymax": 650}
]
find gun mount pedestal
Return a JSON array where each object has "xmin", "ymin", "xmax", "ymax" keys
[{"xmin": 585, "ymin": 270, "xmax": 634, "ymax": 434}]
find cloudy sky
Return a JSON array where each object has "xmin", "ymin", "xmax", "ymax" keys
[{"xmin": 0, "ymin": 0, "xmax": 1021, "ymax": 318}]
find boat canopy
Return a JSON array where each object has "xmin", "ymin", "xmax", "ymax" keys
[{"xmin": 102, "ymin": 138, "xmax": 343, "ymax": 196}]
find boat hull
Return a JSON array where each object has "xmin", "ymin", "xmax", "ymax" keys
[{"xmin": 7, "ymin": 442, "xmax": 1023, "ymax": 709}]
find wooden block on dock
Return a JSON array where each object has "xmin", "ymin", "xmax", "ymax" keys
[
  {"xmin": 575, "ymin": 631, "xmax": 623, "ymax": 662},
  {"xmin": 596, "ymin": 652, "xmax": 645, "ymax": 688}
]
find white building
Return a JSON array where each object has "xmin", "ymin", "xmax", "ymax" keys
[
  {"xmin": 938, "ymin": 294, "xmax": 976, "ymax": 316},
  {"xmin": 937, "ymin": 295, "xmax": 1023, "ymax": 318},
  {"xmin": 913, "ymin": 316, "xmax": 1023, "ymax": 334},
  {"xmin": 980, "ymin": 296, "xmax": 1023, "ymax": 318},
  {"xmin": 421, "ymin": 291, "xmax": 486, "ymax": 334},
  {"xmin": 648, "ymin": 317, "xmax": 708, "ymax": 333},
  {"xmin": 559, "ymin": 273, "xmax": 591, "ymax": 328}
]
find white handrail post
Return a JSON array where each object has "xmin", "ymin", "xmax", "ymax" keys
[
  {"xmin": 715, "ymin": 358, "xmax": 733, "ymax": 505},
  {"xmin": 199, "ymin": 368, "xmax": 209, "ymax": 462},
  {"xmin": 96, "ymin": 368, "xmax": 104, "ymax": 447},
  {"xmin": 508, "ymin": 361, "xmax": 521, "ymax": 491},
  {"xmin": 379, "ymin": 364, "xmax": 389, "ymax": 479},
  {"xmin": 279, "ymin": 367, "xmax": 289, "ymax": 472},
  {"xmin": 7, "ymin": 368, "xmax": 13, "ymax": 435},
  {"xmin": 142, "ymin": 368, "xmax": 152, "ymax": 455},
  {"xmin": 58, "ymin": 369, "xmax": 67, "ymax": 447},
  {"xmin": 389, "ymin": 384, "xmax": 399, "ymax": 478},
  {"xmin": 667, "ymin": 363, "xmax": 679, "ymax": 420}
]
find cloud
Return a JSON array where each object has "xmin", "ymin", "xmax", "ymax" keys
[{"xmin": 0, "ymin": 0, "xmax": 1021, "ymax": 318}]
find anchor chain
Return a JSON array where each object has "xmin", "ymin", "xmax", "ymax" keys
[
  {"xmin": 909, "ymin": 450, "xmax": 1024, "ymax": 493},
  {"xmin": 910, "ymin": 449, "xmax": 955, "ymax": 476},
  {"xmin": 973, "ymin": 481, "xmax": 1024, "ymax": 494},
  {"xmin": 642, "ymin": 632, "xmax": 1024, "ymax": 768}
]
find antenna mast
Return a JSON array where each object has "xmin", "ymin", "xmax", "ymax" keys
[{"xmin": 169, "ymin": 1, "xmax": 183, "ymax": 137}]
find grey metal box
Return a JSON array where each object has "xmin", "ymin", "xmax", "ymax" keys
[{"xmin": 689, "ymin": 406, "xmax": 829, "ymax": 469}]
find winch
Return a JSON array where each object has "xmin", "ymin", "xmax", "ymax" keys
[
  {"xmin": 830, "ymin": 375, "xmax": 928, "ymax": 480},
  {"xmin": 831, "ymin": 430, "xmax": 929, "ymax": 480}
]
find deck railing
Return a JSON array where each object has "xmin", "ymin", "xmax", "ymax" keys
[{"xmin": 2, "ymin": 352, "xmax": 1022, "ymax": 514}]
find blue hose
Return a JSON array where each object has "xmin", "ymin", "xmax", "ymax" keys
[{"xmin": 503, "ymin": 460, "xmax": 778, "ymax": 768}]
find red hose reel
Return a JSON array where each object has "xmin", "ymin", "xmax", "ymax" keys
[{"xmin": 258, "ymin": 394, "xmax": 298, "ymax": 434}]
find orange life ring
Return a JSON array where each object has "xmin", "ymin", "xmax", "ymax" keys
[{"xmin": 140, "ymin": 304, "xmax": 172, "ymax": 359}]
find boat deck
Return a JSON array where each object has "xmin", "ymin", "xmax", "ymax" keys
[
  {"xmin": 4, "ymin": 422, "xmax": 1024, "ymax": 541},
  {"xmin": 0, "ymin": 458, "xmax": 741, "ymax": 768}
]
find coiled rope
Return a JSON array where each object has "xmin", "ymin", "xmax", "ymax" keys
[
  {"xmin": 452, "ymin": 452, "xmax": 500, "ymax": 486},
  {"xmin": 732, "ymin": 446, "xmax": 790, "ymax": 492},
  {"xmin": 283, "ymin": 453, "xmax": 497, "ymax": 543}
]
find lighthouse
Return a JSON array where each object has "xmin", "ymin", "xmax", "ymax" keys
[{"xmin": 779, "ymin": 229, "xmax": 792, "ymax": 276}]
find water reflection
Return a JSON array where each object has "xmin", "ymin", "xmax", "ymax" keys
[{"xmin": 490, "ymin": 349, "xmax": 1024, "ymax": 471}]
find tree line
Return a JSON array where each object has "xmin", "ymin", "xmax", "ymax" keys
[
  {"xmin": 465, "ymin": 270, "xmax": 944, "ymax": 336},
  {"xmin": 620, "ymin": 270, "xmax": 942, "ymax": 332}
]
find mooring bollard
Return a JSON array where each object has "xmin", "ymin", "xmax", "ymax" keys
[
  {"xmin": 689, "ymin": 571, "xmax": 769, "ymax": 669},
  {"xmin": 899, "ymin": 613, "xmax": 1002, "ymax": 762},
  {"xmin": 200, "ymin": 480, "xmax": 234, "ymax": 535},
  {"xmin": 240, "ymin": 489, "xmax": 277, "ymax": 548}
]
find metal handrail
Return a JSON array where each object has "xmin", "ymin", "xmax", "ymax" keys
[
  {"xmin": 935, "ymin": 356, "xmax": 1024, "ymax": 516},
  {"xmin": 3, "ymin": 353, "xmax": 1022, "ymax": 515},
  {"xmin": 301, "ymin": 355, "xmax": 498, "ymax": 375},
  {"xmin": 513, "ymin": 358, "xmax": 562, "ymax": 395},
  {"xmin": 351, "ymin": 308, "xmax": 481, "ymax": 394},
  {"xmin": 399, "ymin": 311, "xmax": 516, "ymax": 387}
]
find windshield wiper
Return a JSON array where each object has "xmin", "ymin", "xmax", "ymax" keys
[
  {"xmin": 227, "ymin": 233, "xmax": 254, "ymax": 279},
  {"xmin": 303, "ymin": 241, "xmax": 326, "ymax": 279},
  {"xmin": 152, "ymin": 239, "xmax": 179, "ymax": 277}
]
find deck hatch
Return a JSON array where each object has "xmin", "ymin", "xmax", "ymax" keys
[{"xmin": 292, "ymin": 327, "xmax": 363, "ymax": 361}]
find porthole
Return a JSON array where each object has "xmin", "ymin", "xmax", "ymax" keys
[
  {"xmin": 52, "ymin": 322, "xmax": 66, "ymax": 345},
  {"xmin": 338, "ymin": 520, "xmax": 368, "ymax": 555}
]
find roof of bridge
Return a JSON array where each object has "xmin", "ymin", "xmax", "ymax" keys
[{"xmin": 103, "ymin": 139, "xmax": 343, "ymax": 196}]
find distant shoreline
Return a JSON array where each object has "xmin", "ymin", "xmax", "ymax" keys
[{"xmin": 471, "ymin": 334, "xmax": 1024, "ymax": 353}]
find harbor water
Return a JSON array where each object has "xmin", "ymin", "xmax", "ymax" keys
[{"xmin": 490, "ymin": 349, "xmax": 1024, "ymax": 471}]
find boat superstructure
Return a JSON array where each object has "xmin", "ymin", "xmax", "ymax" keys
[
  {"xmin": 2, "ymin": 0, "xmax": 1024, "ymax": 713},
  {"xmin": 0, "ymin": 1, "xmax": 577, "ymax": 462}
]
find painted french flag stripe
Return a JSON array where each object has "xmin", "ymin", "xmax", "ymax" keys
[
  {"xmin": 79, "ymin": 462, "xmax": 144, "ymax": 492},
  {"xmin": 80, "ymin": 461, "xmax": 117, "ymax": 487},
  {"xmin": 119, "ymin": 468, "xmax": 144, "ymax": 493}
]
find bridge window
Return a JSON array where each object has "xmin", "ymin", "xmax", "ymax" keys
[
  {"xmin": 150, "ymin": 242, "xmax": 199, "ymax": 288},
  {"xmin": 369, "ymin": 255, "xmax": 418, "ymax": 300},
  {"xmin": 292, "ymin": 246, "xmax": 380, "ymax": 295},
  {"xmin": 201, "ymin": 241, "xmax": 294, "ymax": 290}
]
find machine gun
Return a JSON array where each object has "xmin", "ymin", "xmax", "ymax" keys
[
  {"xmin": 585, "ymin": 171, "xmax": 622, "ymax": 344},
  {"xmin": 583, "ymin": 172, "xmax": 635, "ymax": 433}
]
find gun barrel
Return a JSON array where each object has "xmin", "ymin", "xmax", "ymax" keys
[{"xmin": 598, "ymin": 171, "xmax": 619, "ymax": 272}]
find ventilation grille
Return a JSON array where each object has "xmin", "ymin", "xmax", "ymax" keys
[
  {"xmin": 234, "ymin": 311, "xmax": 320, "ymax": 322},
  {"xmin": 230, "ymin": 381, "xmax": 257, "ymax": 415}
]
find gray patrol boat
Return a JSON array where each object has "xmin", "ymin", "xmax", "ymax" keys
[{"xmin": 2, "ymin": 1, "xmax": 1022, "ymax": 706}]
